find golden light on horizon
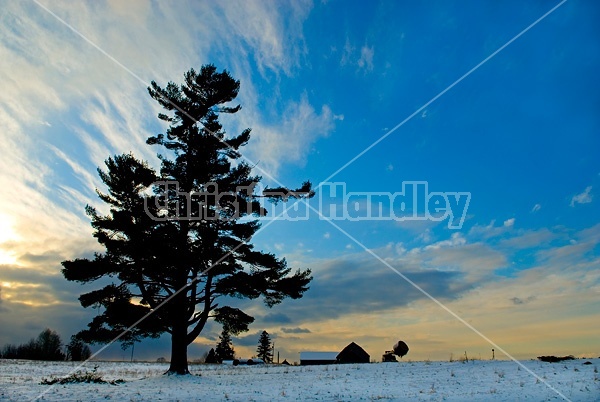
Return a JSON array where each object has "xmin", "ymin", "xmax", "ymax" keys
[{"xmin": 0, "ymin": 213, "xmax": 18, "ymax": 264}]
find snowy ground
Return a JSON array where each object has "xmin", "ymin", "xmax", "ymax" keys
[{"xmin": 1, "ymin": 358, "xmax": 598, "ymax": 401}]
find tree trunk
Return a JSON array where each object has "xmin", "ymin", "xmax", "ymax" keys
[
  {"xmin": 167, "ymin": 246, "xmax": 191, "ymax": 375},
  {"xmin": 167, "ymin": 326, "xmax": 189, "ymax": 374},
  {"xmin": 167, "ymin": 323, "xmax": 189, "ymax": 374}
]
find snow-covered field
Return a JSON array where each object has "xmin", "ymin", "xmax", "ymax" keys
[{"xmin": 1, "ymin": 358, "xmax": 598, "ymax": 401}]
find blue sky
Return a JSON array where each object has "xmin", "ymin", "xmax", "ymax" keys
[{"xmin": 0, "ymin": 0, "xmax": 599, "ymax": 363}]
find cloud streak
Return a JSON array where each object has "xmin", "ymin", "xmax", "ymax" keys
[{"xmin": 570, "ymin": 186, "xmax": 593, "ymax": 207}]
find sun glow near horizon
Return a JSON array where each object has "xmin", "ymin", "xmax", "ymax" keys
[{"xmin": 0, "ymin": 213, "xmax": 19, "ymax": 265}]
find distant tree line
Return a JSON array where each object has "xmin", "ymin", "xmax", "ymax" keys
[
  {"xmin": 203, "ymin": 329, "xmax": 273, "ymax": 364},
  {"xmin": 0, "ymin": 328, "xmax": 91, "ymax": 361}
]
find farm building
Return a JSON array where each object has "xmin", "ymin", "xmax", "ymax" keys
[
  {"xmin": 336, "ymin": 342, "xmax": 370, "ymax": 364},
  {"xmin": 299, "ymin": 351, "xmax": 338, "ymax": 365}
]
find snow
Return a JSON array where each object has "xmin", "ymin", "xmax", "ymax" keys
[{"xmin": 1, "ymin": 358, "xmax": 599, "ymax": 401}]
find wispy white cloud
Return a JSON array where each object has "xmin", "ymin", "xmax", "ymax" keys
[
  {"xmin": 281, "ymin": 327, "xmax": 311, "ymax": 334},
  {"xmin": 340, "ymin": 38, "xmax": 375, "ymax": 73},
  {"xmin": 340, "ymin": 36, "xmax": 354, "ymax": 67},
  {"xmin": 531, "ymin": 203, "xmax": 541, "ymax": 212},
  {"xmin": 498, "ymin": 228, "xmax": 556, "ymax": 249},
  {"xmin": 423, "ymin": 232, "xmax": 466, "ymax": 250},
  {"xmin": 469, "ymin": 220, "xmax": 513, "ymax": 240},
  {"xmin": 357, "ymin": 45, "xmax": 375, "ymax": 72},
  {"xmin": 210, "ymin": 1, "xmax": 312, "ymax": 77},
  {"xmin": 570, "ymin": 185, "xmax": 593, "ymax": 207},
  {"xmin": 245, "ymin": 93, "xmax": 336, "ymax": 175},
  {"xmin": 47, "ymin": 145, "xmax": 99, "ymax": 194}
]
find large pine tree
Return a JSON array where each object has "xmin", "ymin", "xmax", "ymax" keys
[{"xmin": 62, "ymin": 65, "xmax": 313, "ymax": 374}]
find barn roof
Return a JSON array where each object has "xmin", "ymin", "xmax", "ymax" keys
[
  {"xmin": 300, "ymin": 351, "xmax": 338, "ymax": 361},
  {"xmin": 336, "ymin": 342, "xmax": 370, "ymax": 363}
]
